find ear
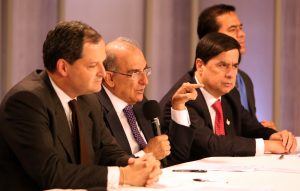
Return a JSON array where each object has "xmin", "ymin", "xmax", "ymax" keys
[
  {"xmin": 195, "ymin": 58, "xmax": 204, "ymax": 72},
  {"xmin": 103, "ymin": 71, "xmax": 115, "ymax": 88},
  {"xmin": 56, "ymin": 59, "xmax": 69, "ymax": 77}
]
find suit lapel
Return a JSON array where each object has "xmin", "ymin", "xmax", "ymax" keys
[
  {"xmin": 133, "ymin": 102, "xmax": 154, "ymax": 141},
  {"xmin": 42, "ymin": 72, "xmax": 77, "ymax": 163},
  {"xmin": 194, "ymin": 87, "xmax": 214, "ymax": 130},
  {"xmin": 186, "ymin": 74, "xmax": 214, "ymax": 130},
  {"xmin": 99, "ymin": 90, "xmax": 133, "ymax": 154},
  {"xmin": 221, "ymin": 95, "xmax": 235, "ymax": 136}
]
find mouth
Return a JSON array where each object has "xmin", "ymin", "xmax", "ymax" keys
[
  {"xmin": 96, "ymin": 78, "xmax": 103, "ymax": 83},
  {"xmin": 239, "ymin": 41, "xmax": 245, "ymax": 47},
  {"xmin": 136, "ymin": 88, "xmax": 145, "ymax": 94},
  {"xmin": 223, "ymin": 82, "xmax": 233, "ymax": 88}
]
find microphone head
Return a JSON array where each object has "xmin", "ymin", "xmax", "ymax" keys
[{"xmin": 143, "ymin": 100, "xmax": 160, "ymax": 120}]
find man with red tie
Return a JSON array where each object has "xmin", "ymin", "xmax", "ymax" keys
[{"xmin": 160, "ymin": 32, "xmax": 297, "ymax": 163}]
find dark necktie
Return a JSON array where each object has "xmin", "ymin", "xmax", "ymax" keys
[
  {"xmin": 236, "ymin": 72, "xmax": 249, "ymax": 111},
  {"xmin": 68, "ymin": 99, "xmax": 91, "ymax": 165},
  {"xmin": 212, "ymin": 100, "xmax": 225, "ymax": 136},
  {"xmin": 123, "ymin": 105, "xmax": 147, "ymax": 149}
]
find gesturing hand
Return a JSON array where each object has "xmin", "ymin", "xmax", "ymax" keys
[{"xmin": 171, "ymin": 82, "xmax": 203, "ymax": 110}]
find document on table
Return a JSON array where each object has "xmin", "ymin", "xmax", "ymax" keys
[{"xmin": 179, "ymin": 154, "xmax": 300, "ymax": 173}]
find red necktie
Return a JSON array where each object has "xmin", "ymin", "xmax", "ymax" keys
[
  {"xmin": 212, "ymin": 100, "xmax": 225, "ymax": 136},
  {"xmin": 68, "ymin": 99, "xmax": 91, "ymax": 165}
]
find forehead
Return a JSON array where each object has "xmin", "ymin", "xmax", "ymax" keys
[
  {"xmin": 117, "ymin": 48, "xmax": 146, "ymax": 70},
  {"xmin": 82, "ymin": 40, "xmax": 105, "ymax": 56},
  {"xmin": 208, "ymin": 49, "xmax": 239, "ymax": 64},
  {"xmin": 216, "ymin": 12, "xmax": 241, "ymax": 29}
]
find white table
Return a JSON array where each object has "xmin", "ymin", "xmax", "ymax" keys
[{"xmin": 118, "ymin": 153, "xmax": 300, "ymax": 191}]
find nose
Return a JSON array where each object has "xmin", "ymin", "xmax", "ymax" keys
[
  {"xmin": 225, "ymin": 67, "xmax": 236, "ymax": 78},
  {"xmin": 139, "ymin": 71, "xmax": 148, "ymax": 85},
  {"xmin": 97, "ymin": 63, "xmax": 106, "ymax": 78},
  {"xmin": 237, "ymin": 28, "xmax": 245, "ymax": 38}
]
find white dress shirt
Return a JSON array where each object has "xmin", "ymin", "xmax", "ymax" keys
[
  {"xmin": 103, "ymin": 86, "xmax": 147, "ymax": 157},
  {"xmin": 194, "ymin": 76, "xmax": 264, "ymax": 156},
  {"xmin": 173, "ymin": 75, "xmax": 264, "ymax": 156},
  {"xmin": 49, "ymin": 77, "xmax": 120, "ymax": 189}
]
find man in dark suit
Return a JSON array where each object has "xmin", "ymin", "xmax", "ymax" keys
[
  {"xmin": 160, "ymin": 32, "xmax": 297, "ymax": 163},
  {"xmin": 0, "ymin": 21, "xmax": 161, "ymax": 190},
  {"xmin": 97, "ymin": 37, "xmax": 170, "ymax": 161},
  {"xmin": 97, "ymin": 37, "xmax": 201, "ymax": 167},
  {"xmin": 197, "ymin": 4, "xmax": 275, "ymax": 129}
]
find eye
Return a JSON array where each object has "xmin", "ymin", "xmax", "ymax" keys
[
  {"xmin": 228, "ymin": 27, "xmax": 237, "ymax": 33},
  {"xmin": 88, "ymin": 63, "xmax": 97, "ymax": 68},
  {"xmin": 220, "ymin": 63, "xmax": 228, "ymax": 68},
  {"xmin": 233, "ymin": 64, "xmax": 239, "ymax": 69}
]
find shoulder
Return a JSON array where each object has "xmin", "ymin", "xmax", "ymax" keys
[
  {"xmin": 238, "ymin": 69, "xmax": 253, "ymax": 85},
  {"xmin": 1, "ymin": 70, "xmax": 54, "ymax": 108},
  {"xmin": 223, "ymin": 88, "xmax": 241, "ymax": 106}
]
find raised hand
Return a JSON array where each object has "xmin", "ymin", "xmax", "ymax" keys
[{"xmin": 171, "ymin": 82, "xmax": 204, "ymax": 110}]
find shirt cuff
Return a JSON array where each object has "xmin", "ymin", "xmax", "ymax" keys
[
  {"xmin": 134, "ymin": 150, "xmax": 146, "ymax": 158},
  {"xmin": 107, "ymin": 166, "xmax": 120, "ymax": 189},
  {"xmin": 255, "ymin": 138, "xmax": 265, "ymax": 156},
  {"xmin": 171, "ymin": 107, "xmax": 190, "ymax": 127}
]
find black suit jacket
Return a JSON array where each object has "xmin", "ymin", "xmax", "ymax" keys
[
  {"xmin": 159, "ymin": 71, "xmax": 276, "ymax": 163},
  {"xmin": 97, "ymin": 88, "xmax": 154, "ymax": 155},
  {"xmin": 238, "ymin": 69, "xmax": 256, "ymax": 118},
  {"xmin": 97, "ymin": 88, "xmax": 188, "ymax": 167},
  {"xmin": 0, "ymin": 70, "xmax": 130, "ymax": 190}
]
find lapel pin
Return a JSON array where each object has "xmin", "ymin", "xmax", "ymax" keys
[{"xmin": 226, "ymin": 119, "xmax": 230, "ymax": 125}]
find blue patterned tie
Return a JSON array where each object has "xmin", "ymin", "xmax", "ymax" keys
[
  {"xmin": 123, "ymin": 105, "xmax": 147, "ymax": 149},
  {"xmin": 236, "ymin": 72, "xmax": 249, "ymax": 111}
]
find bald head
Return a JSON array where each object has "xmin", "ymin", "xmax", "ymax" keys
[
  {"xmin": 102, "ymin": 37, "xmax": 149, "ymax": 104},
  {"xmin": 104, "ymin": 37, "xmax": 142, "ymax": 71}
]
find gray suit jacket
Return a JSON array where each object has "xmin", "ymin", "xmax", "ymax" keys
[{"xmin": 0, "ymin": 70, "xmax": 130, "ymax": 190}]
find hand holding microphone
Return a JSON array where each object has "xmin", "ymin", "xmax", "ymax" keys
[{"xmin": 143, "ymin": 100, "xmax": 170, "ymax": 166}]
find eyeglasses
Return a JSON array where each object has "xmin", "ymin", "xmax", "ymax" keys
[{"xmin": 108, "ymin": 67, "xmax": 151, "ymax": 80}]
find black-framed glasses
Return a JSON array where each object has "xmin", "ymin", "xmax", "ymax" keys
[{"xmin": 108, "ymin": 67, "xmax": 151, "ymax": 80}]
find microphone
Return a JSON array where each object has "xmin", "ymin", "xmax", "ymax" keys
[
  {"xmin": 143, "ymin": 100, "xmax": 167, "ymax": 166},
  {"xmin": 143, "ymin": 100, "xmax": 161, "ymax": 135}
]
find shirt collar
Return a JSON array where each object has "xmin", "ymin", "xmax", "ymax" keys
[
  {"xmin": 103, "ymin": 86, "xmax": 128, "ymax": 116},
  {"xmin": 49, "ymin": 76, "xmax": 74, "ymax": 112},
  {"xmin": 194, "ymin": 75, "xmax": 221, "ymax": 107}
]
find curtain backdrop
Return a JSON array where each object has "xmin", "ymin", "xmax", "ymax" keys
[
  {"xmin": 281, "ymin": 0, "xmax": 300, "ymax": 135},
  {"xmin": 1, "ymin": 0, "xmax": 300, "ymax": 135}
]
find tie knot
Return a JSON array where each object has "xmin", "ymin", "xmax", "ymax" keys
[
  {"xmin": 212, "ymin": 100, "xmax": 222, "ymax": 112},
  {"xmin": 68, "ymin": 99, "xmax": 78, "ymax": 112},
  {"xmin": 123, "ymin": 105, "xmax": 134, "ymax": 114}
]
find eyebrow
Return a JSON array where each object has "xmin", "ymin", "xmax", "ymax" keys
[
  {"xmin": 126, "ymin": 66, "xmax": 149, "ymax": 73},
  {"xmin": 217, "ymin": 61, "xmax": 240, "ymax": 65},
  {"xmin": 228, "ymin": 23, "xmax": 243, "ymax": 29}
]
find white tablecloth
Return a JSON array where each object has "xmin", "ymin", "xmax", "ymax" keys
[{"xmin": 118, "ymin": 152, "xmax": 300, "ymax": 191}]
